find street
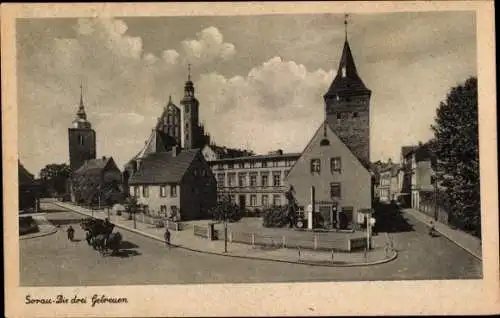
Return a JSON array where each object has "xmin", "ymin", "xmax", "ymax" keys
[{"xmin": 20, "ymin": 203, "xmax": 482, "ymax": 286}]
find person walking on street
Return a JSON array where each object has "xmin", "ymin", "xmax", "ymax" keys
[
  {"xmin": 164, "ymin": 228, "xmax": 171, "ymax": 247},
  {"xmin": 67, "ymin": 225, "xmax": 75, "ymax": 241}
]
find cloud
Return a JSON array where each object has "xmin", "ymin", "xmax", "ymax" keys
[
  {"xmin": 196, "ymin": 57, "xmax": 334, "ymax": 153},
  {"xmin": 181, "ymin": 26, "xmax": 236, "ymax": 64}
]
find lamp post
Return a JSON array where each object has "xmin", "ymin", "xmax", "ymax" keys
[{"xmin": 433, "ymin": 174, "xmax": 438, "ymax": 221}]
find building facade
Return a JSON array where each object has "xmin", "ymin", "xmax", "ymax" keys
[
  {"xmin": 377, "ymin": 160, "xmax": 402, "ymax": 203},
  {"xmin": 285, "ymin": 26, "xmax": 372, "ymax": 230},
  {"xmin": 128, "ymin": 147, "xmax": 217, "ymax": 220},
  {"xmin": 208, "ymin": 150, "xmax": 301, "ymax": 211},
  {"xmin": 71, "ymin": 156, "xmax": 123, "ymax": 205},
  {"xmin": 401, "ymin": 144, "xmax": 436, "ymax": 209},
  {"xmin": 68, "ymin": 85, "xmax": 96, "ymax": 171}
]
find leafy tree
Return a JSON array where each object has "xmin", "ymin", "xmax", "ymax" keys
[
  {"xmin": 39, "ymin": 163, "xmax": 71, "ymax": 197},
  {"xmin": 430, "ymin": 77, "xmax": 480, "ymax": 237},
  {"xmin": 210, "ymin": 195, "xmax": 242, "ymax": 223},
  {"xmin": 124, "ymin": 195, "xmax": 139, "ymax": 220}
]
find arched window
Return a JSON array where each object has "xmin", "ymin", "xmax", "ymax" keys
[{"xmin": 78, "ymin": 135, "xmax": 84, "ymax": 146}]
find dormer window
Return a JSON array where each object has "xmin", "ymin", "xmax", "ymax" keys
[{"xmin": 341, "ymin": 67, "xmax": 346, "ymax": 78}]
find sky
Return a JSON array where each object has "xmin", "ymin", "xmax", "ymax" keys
[{"xmin": 16, "ymin": 12, "xmax": 477, "ymax": 176}]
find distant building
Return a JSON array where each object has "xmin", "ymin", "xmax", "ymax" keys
[
  {"xmin": 68, "ymin": 85, "xmax": 96, "ymax": 171},
  {"xmin": 202, "ymin": 144, "xmax": 255, "ymax": 162},
  {"xmin": 377, "ymin": 159, "xmax": 402, "ymax": 202},
  {"xmin": 18, "ymin": 162, "xmax": 41, "ymax": 213},
  {"xmin": 71, "ymin": 156, "xmax": 123, "ymax": 205},
  {"xmin": 127, "ymin": 146, "xmax": 217, "ymax": 220},
  {"xmin": 400, "ymin": 143, "xmax": 436, "ymax": 209},
  {"xmin": 209, "ymin": 151, "xmax": 301, "ymax": 210}
]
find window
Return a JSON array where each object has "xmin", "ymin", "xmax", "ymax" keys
[
  {"xmin": 217, "ymin": 173, "xmax": 225, "ymax": 187},
  {"xmin": 160, "ymin": 185, "xmax": 167, "ymax": 197},
  {"xmin": 336, "ymin": 113, "xmax": 341, "ymax": 120},
  {"xmin": 261, "ymin": 161, "xmax": 268, "ymax": 168},
  {"xmin": 227, "ymin": 173, "xmax": 236, "ymax": 187},
  {"xmin": 285, "ymin": 160, "xmax": 294, "ymax": 167},
  {"xmin": 330, "ymin": 157, "xmax": 341, "ymax": 173},
  {"xmin": 249, "ymin": 174, "xmax": 257, "ymax": 187},
  {"xmin": 238, "ymin": 173, "xmax": 246, "ymax": 187},
  {"xmin": 273, "ymin": 195, "xmax": 281, "ymax": 206},
  {"xmin": 160, "ymin": 205, "xmax": 167, "ymax": 217},
  {"xmin": 272, "ymin": 161, "xmax": 279, "ymax": 167},
  {"xmin": 229, "ymin": 195, "xmax": 236, "ymax": 204},
  {"xmin": 311, "ymin": 159, "xmax": 321, "ymax": 173},
  {"xmin": 78, "ymin": 135, "xmax": 84, "ymax": 146},
  {"xmin": 238, "ymin": 162, "xmax": 244, "ymax": 169},
  {"xmin": 249, "ymin": 161, "xmax": 256, "ymax": 168},
  {"xmin": 134, "ymin": 186, "xmax": 140, "ymax": 197},
  {"xmin": 341, "ymin": 66, "xmax": 346, "ymax": 77},
  {"xmin": 272, "ymin": 172, "xmax": 281, "ymax": 187},
  {"xmin": 353, "ymin": 112, "xmax": 359, "ymax": 118},
  {"xmin": 262, "ymin": 195, "xmax": 269, "ymax": 207},
  {"xmin": 250, "ymin": 195, "xmax": 257, "ymax": 207},
  {"xmin": 185, "ymin": 105, "xmax": 190, "ymax": 113},
  {"xmin": 201, "ymin": 169, "xmax": 207, "ymax": 177},
  {"xmin": 170, "ymin": 185, "xmax": 177, "ymax": 197},
  {"xmin": 261, "ymin": 174, "xmax": 269, "ymax": 187},
  {"xmin": 142, "ymin": 186, "xmax": 149, "ymax": 198},
  {"xmin": 330, "ymin": 182, "xmax": 341, "ymax": 198},
  {"xmin": 228, "ymin": 163, "xmax": 234, "ymax": 169},
  {"xmin": 285, "ymin": 170, "xmax": 290, "ymax": 177},
  {"xmin": 143, "ymin": 205, "xmax": 149, "ymax": 215}
]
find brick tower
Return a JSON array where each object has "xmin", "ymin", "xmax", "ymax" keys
[
  {"xmin": 68, "ymin": 84, "xmax": 96, "ymax": 171},
  {"xmin": 324, "ymin": 15, "xmax": 371, "ymax": 166}
]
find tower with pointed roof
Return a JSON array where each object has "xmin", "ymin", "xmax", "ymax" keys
[
  {"xmin": 324, "ymin": 15, "xmax": 371, "ymax": 166},
  {"xmin": 156, "ymin": 95, "xmax": 182, "ymax": 146},
  {"xmin": 68, "ymin": 84, "xmax": 96, "ymax": 171},
  {"xmin": 180, "ymin": 64, "xmax": 210, "ymax": 149}
]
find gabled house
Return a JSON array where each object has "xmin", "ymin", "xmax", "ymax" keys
[
  {"xmin": 71, "ymin": 156, "xmax": 123, "ymax": 205},
  {"xmin": 285, "ymin": 121, "xmax": 372, "ymax": 230},
  {"xmin": 377, "ymin": 160, "xmax": 402, "ymax": 203},
  {"xmin": 18, "ymin": 161, "xmax": 41, "ymax": 213},
  {"xmin": 127, "ymin": 146, "xmax": 217, "ymax": 220}
]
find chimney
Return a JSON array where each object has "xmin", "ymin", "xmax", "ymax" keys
[{"xmin": 172, "ymin": 145, "xmax": 180, "ymax": 157}]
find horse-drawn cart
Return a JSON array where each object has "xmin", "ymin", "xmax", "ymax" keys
[{"xmin": 80, "ymin": 217, "xmax": 122, "ymax": 256}]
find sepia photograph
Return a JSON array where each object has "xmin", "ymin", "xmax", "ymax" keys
[{"xmin": 3, "ymin": 2, "xmax": 498, "ymax": 317}]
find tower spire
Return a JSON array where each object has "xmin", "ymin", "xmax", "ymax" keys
[
  {"xmin": 77, "ymin": 81, "xmax": 87, "ymax": 120},
  {"xmin": 187, "ymin": 63, "xmax": 191, "ymax": 81},
  {"xmin": 344, "ymin": 13, "xmax": 349, "ymax": 41},
  {"xmin": 79, "ymin": 81, "xmax": 84, "ymax": 107}
]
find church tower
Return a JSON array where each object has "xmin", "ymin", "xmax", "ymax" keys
[
  {"xmin": 68, "ymin": 84, "xmax": 96, "ymax": 171},
  {"xmin": 180, "ymin": 64, "xmax": 200, "ymax": 149},
  {"xmin": 324, "ymin": 15, "xmax": 371, "ymax": 166},
  {"xmin": 156, "ymin": 95, "xmax": 182, "ymax": 147}
]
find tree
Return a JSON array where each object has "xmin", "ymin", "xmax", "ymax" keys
[
  {"xmin": 39, "ymin": 163, "xmax": 71, "ymax": 197},
  {"xmin": 124, "ymin": 196, "xmax": 139, "ymax": 228},
  {"xmin": 430, "ymin": 77, "xmax": 480, "ymax": 237},
  {"xmin": 209, "ymin": 195, "xmax": 242, "ymax": 252}
]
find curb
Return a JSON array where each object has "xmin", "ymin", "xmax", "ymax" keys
[
  {"xmin": 56, "ymin": 202, "xmax": 398, "ymax": 268},
  {"xmin": 20, "ymin": 228, "xmax": 58, "ymax": 240},
  {"xmin": 403, "ymin": 210, "xmax": 482, "ymax": 261}
]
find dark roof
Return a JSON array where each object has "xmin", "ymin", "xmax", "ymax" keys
[
  {"xmin": 324, "ymin": 40, "xmax": 370, "ymax": 97},
  {"xmin": 128, "ymin": 149, "xmax": 200, "ymax": 184},
  {"xmin": 18, "ymin": 162, "xmax": 37, "ymax": 186},
  {"xmin": 210, "ymin": 152, "xmax": 301, "ymax": 163},
  {"xmin": 401, "ymin": 146, "xmax": 418, "ymax": 158},
  {"xmin": 74, "ymin": 157, "xmax": 120, "ymax": 176}
]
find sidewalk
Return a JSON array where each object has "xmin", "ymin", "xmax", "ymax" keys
[
  {"xmin": 54, "ymin": 201, "xmax": 397, "ymax": 267},
  {"xmin": 403, "ymin": 208, "xmax": 482, "ymax": 260},
  {"xmin": 20, "ymin": 214, "xmax": 58, "ymax": 240}
]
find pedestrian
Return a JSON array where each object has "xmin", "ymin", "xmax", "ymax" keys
[
  {"xmin": 67, "ymin": 225, "xmax": 75, "ymax": 241},
  {"xmin": 164, "ymin": 228, "xmax": 171, "ymax": 247},
  {"xmin": 428, "ymin": 220, "xmax": 435, "ymax": 236}
]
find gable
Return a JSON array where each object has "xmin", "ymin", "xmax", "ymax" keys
[{"xmin": 288, "ymin": 121, "xmax": 370, "ymax": 177}]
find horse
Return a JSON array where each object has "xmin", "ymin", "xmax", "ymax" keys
[
  {"xmin": 92, "ymin": 234, "xmax": 108, "ymax": 256},
  {"xmin": 105, "ymin": 232, "xmax": 122, "ymax": 255}
]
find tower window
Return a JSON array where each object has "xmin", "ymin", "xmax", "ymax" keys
[
  {"xmin": 185, "ymin": 105, "xmax": 190, "ymax": 113},
  {"xmin": 341, "ymin": 67, "xmax": 346, "ymax": 78},
  {"xmin": 78, "ymin": 135, "xmax": 84, "ymax": 146},
  {"xmin": 353, "ymin": 112, "xmax": 359, "ymax": 118},
  {"xmin": 336, "ymin": 113, "xmax": 341, "ymax": 120}
]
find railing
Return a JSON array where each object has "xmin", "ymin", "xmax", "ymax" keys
[{"xmin": 206, "ymin": 230, "xmax": 352, "ymax": 252}]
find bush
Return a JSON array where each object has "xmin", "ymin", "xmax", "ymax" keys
[
  {"xmin": 19, "ymin": 217, "xmax": 39, "ymax": 235},
  {"xmin": 262, "ymin": 205, "xmax": 290, "ymax": 228}
]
